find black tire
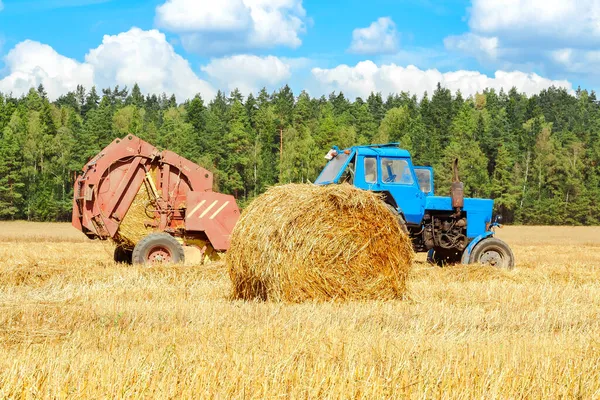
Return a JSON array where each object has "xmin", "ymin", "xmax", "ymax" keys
[
  {"xmin": 132, "ymin": 233, "xmax": 185, "ymax": 266},
  {"xmin": 470, "ymin": 238, "xmax": 514, "ymax": 269},
  {"xmin": 427, "ymin": 248, "xmax": 463, "ymax": 267},
  {"xmin": 114, "ymin": 246, "xmax": 133, "ymax": 264},
  {"xmin": 385, "ymin": 203, "xmax": 409, "ymax": 235}
]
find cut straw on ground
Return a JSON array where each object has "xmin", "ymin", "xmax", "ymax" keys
[{"xmin": 2, "ymin": 223, "xmax": 600, "ymax": 397}]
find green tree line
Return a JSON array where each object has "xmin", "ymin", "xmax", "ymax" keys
[{"xmin": 1, "ymin": 83, "xmax": 599, "ymax": 225}]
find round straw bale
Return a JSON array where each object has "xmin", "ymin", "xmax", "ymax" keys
[
  {"xmin": 227, "ymin": 183, "xmax": 414, "ymax": 302},
  {"xmin": 114, "ymin": 180, "xmax": 155, "ymax": 248}
]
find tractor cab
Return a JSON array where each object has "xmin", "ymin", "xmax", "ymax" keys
[
  {"xmin": 315, "ymin": 144, "xmax": 515, "ymax": 268},
  {"xmin": 315, "ymin": 144, "xmax": 433, "ymax": 225}
]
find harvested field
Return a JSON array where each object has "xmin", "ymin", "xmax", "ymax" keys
[{"xmin": 1, "ymin": 222, "xmax": 600, "ymax": 398}]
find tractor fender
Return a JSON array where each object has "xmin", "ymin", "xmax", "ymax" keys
[{"xmin": 461, "ymin": 231, "xmax": 494, "ymax": 264}]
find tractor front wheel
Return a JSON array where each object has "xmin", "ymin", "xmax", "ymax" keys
[
  {"xmin": 427, "ymin": 248, "xmax": 463, "ymax": 267},
  {"xmin": 114, "ymin": 246, "xmax": 133, "ymax": 264},
  {"xmin": 470, "ymin": 238, "xmax": 514, "ymax": 269},
  {"xmin": 384, "ymin": 203, "xmax": 409, "ymax": 235},
  {"xmin": 132, "ymin": 233, "xmax": 185, "ymax": 266}
]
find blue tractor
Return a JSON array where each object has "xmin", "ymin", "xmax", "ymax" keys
[{"xmin": 315, "ymin": 144, "xmax": 515, "ymax": 268}]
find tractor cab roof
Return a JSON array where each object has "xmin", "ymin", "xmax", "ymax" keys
[{"xmin": 347, "ymin": 143, "xmax": 412, "ymax": 158}]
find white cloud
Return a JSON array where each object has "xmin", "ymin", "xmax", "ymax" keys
[
  {"xmin": 155, "ymin": 0, "xmax": 307, "ymax": 54},
  {"xmin": 85, "ymin": 28, "xmax": 214, "ymax": 100},
  {"xmin": 155, "ymin": 0, "xmax": 250, "ymax": 32},
  {"xmin": 444, "ymin": 0, "xmax": 600, "ymax": 80},
  {"xmin": 201, "ymin": 55, "xmax": 291, "ymax": 94},
  {"xmin": 311, "ymin": 61, "xmax": 573, "ymax": 99},
  {"xmin": 348, "ymin": 17, "xmax": 399, "ymax": 55},
  {"xmin": 0, "ymin": 28, "xmax": 215, "ymax": 101},
  {"xmin": 551, "ymin": 49, "xmax": 573, "ymax": 66},
  {"xmin": 0, "ymin": 41, "xmax": 94, "ymax": 100},
  {"xmin": 549, "ymin": 48, "xmax": 600, "ymax": 74},
  {"xmin": 0, "ymin": 1, "xmax": 4, "ymax": 12},
  {"xmin": 469, "ymin": 0, "xmax": 600, "ymax": 46},
  {"xmin": 444, "ymin": 33, "xmax": 499, "ymax": 61}
]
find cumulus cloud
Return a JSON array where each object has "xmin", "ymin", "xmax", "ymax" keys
[
  {"xmin": 155, "ymin": 0, "xmax": 250, "ymax": 32},
  {"xmin": 86, "ymin": 28, "xmax": 214, "ymax": 100},
  {"xmin": 469, "ymin": 0, "xmax": 600, "ymax": 47},
  {"xmin": 0, "ymin": 28, "xmax": 215, "ymax": 101},
  {"xmin": 348, "ymin": 17, "xmax": 399, "ymax": 55},
  {"xmin": 311, "ymin": 61, "xmax": 573, "ymax": 99},
  {"xmin": 551, "ymin": 49, "xmax": 573, "ymax": 66},
  {"xmin": 0, "ymin": 41, "xmax": 94, "ymax": 100},
  {"xmin": 155, "ymin": 0, "xmax": 307, "ymax": 54},
  {"xmin": 444, "ymin": 33, "xmax": 498, "ymax": 61},
  {"xmin": 444, "ymin": 0, "xmax": 600, "ymax": 80},
  {"xmin": 201, "ymin": 55, "xmax": 291, "ymax": 94},
  {"xmin": 549, "ymin": 48, "xmax": 600, "ymax": 74}
]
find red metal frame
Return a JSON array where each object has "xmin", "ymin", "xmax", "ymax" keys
[
  {"xmin": 184, "ymin": 191, "xmax": 240, "ymax": 251},
  {"xmin": 72, "ymin": 135, "xmax": 240, "ymax": 251}
]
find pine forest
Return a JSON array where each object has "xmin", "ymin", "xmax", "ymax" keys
[{"xmin": 1, "ymin": 83, "xmax": 599, "ymax": 225}]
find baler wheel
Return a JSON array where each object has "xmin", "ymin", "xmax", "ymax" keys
[
  {"xmin": 470, "ymin": 238, "xmax": 514, "ymax": 269},
  {"xmin": 114, "ymin": 246, "xmax": 133, "ymax": 264},
  {"xmin": 132, "ymin": 233, "xmax": 185, "ymax": 266}
]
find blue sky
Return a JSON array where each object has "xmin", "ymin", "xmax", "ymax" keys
[{"xmin": 0, "ymin": 0, "xmax": 593, "ymax": 100}]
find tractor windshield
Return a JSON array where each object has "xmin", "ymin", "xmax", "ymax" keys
[{"xmin": 315, "ymin": 153, "xmax": 351, "ymax": 184}]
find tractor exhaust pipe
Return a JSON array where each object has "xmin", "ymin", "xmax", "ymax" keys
[{"xmin": 451, "ymin": 158, "xmax": 464, "ymax": 211}]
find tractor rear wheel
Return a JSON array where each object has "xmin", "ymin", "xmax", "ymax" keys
[
  {"xmin": 470, "ymin": 238, "xmax": 514, "ymax": 269},
  {"xmin": 427, "ymin": 248, "xmax": 463, "ymax": 266},
  {"xmin": 114, "ymin": 246, "xmax": 133, "ymax": 264},
  {"xmin": 132, "ymin": 233, "xmax": 185, "ymax": 266},
  {"xmin": 384, "ymin": 203, "xmax": 409, "ymax": 235}
]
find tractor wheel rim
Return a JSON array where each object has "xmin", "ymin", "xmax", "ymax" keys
[
  {"xmin": 480, "ymin": 249, "xmax": 503, "ymax": 267},
  {"xmin": 147, "ymin": 246, "xmax": 172, "ymax": 264}
]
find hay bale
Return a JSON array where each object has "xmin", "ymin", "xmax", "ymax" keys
[
  {"xmin": 227, "ymin": 184, "xmax": 414, "ymax": 302},
  {"xmin": 114, "ymin": 179, "xmax": 156, "ymax": 248}
]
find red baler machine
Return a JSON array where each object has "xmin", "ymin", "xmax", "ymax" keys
[{"xmin": 72, "ymin": 135, "xmax": 240, "ymax": 265}]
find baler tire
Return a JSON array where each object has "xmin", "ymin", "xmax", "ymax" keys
[
  {"xmin": 132, "ymin": 233, "xmax": 185, "ymax": 266},
  {"xmin": 470, "ymin": 238, "xmax": 514, "ymax": 269},
  {"xmin": 114, "ymin": 246, "xmax": 133, "ymax": 264}
]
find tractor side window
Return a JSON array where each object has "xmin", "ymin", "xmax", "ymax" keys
[
  {"xmin": 381, "ymin": 158, "xmax": 414, "ymax": 185},
  {"xmin": 364, "ymin": 157, "xmax": 377, "ymax": 183},
  {"xmin": 415, "ymin": 169, "xmax": 432, "ymax": 193}
]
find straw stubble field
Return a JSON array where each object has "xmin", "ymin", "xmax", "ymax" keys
[{"xmin": 1, "ymin": 221, "xmax": 600, "ymax": 398}]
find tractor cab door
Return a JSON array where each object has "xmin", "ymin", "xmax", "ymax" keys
[
  {"xmin": 354, "ymin": 155, "xmax": 379, "ymax": 189},
  {"xmin": 378, "ymin": 157, "xmax": 425, "ymax": 225}
]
